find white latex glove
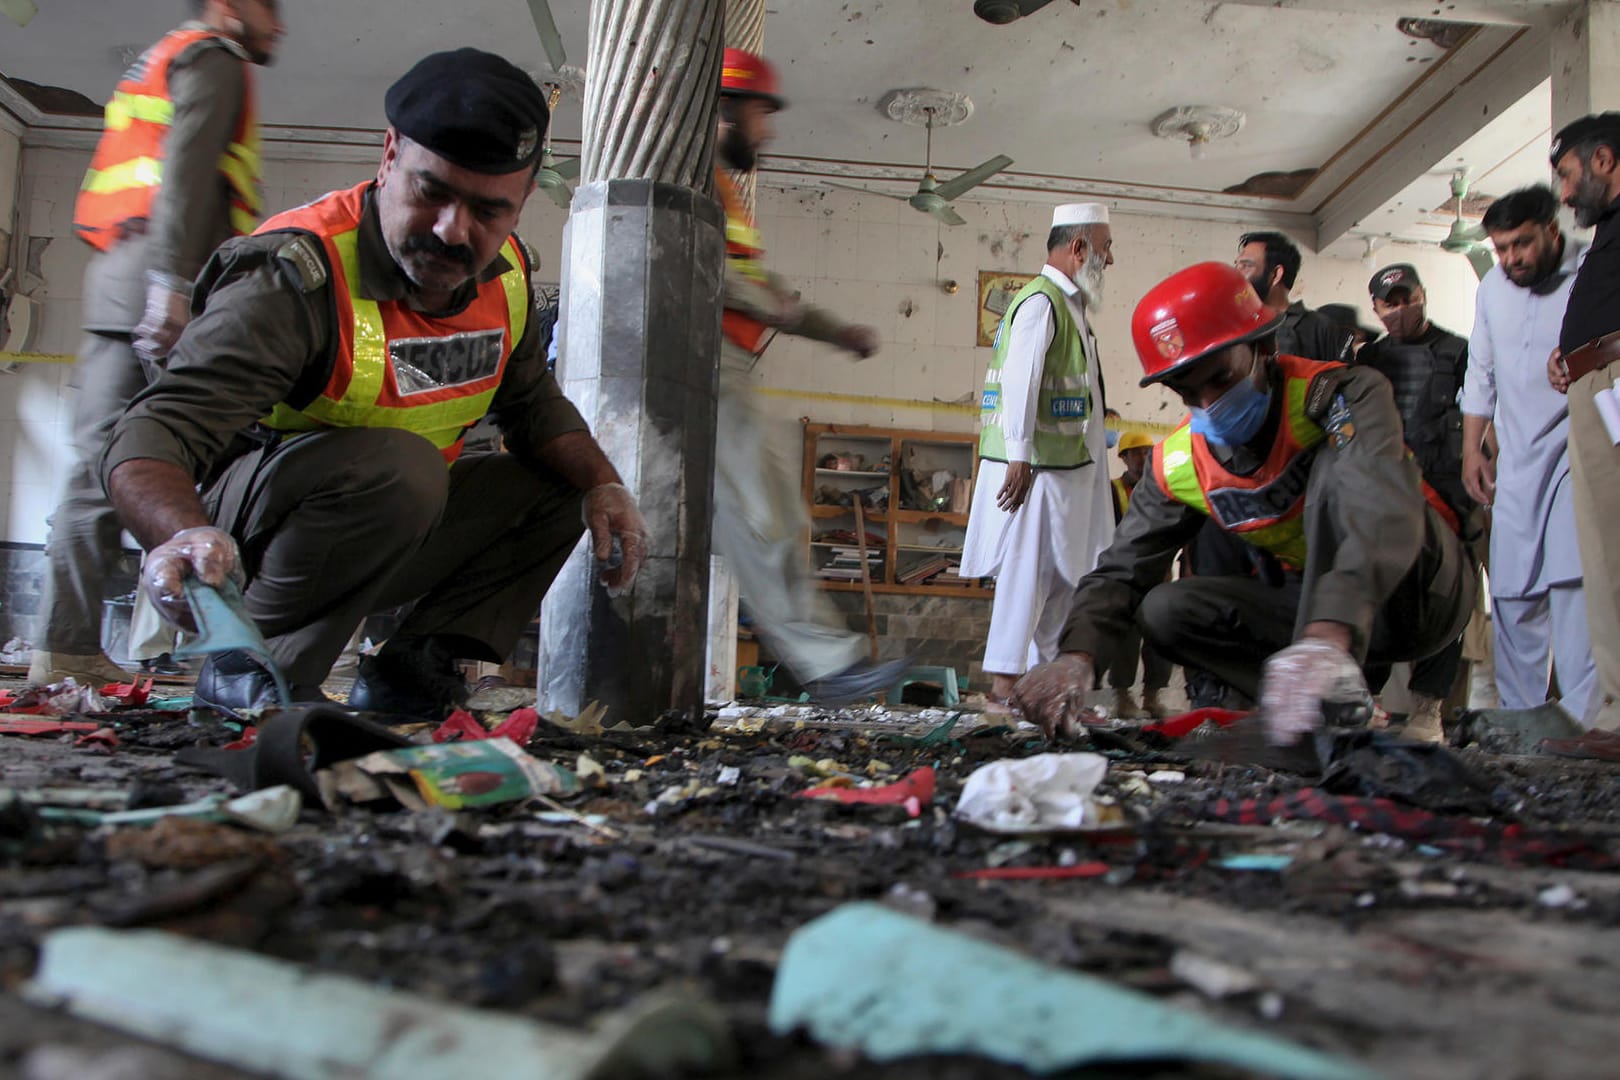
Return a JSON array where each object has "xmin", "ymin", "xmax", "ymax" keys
[
  {"xmin": 582, "ymin": 482, "xmax": 648, "ymax": 597},
  {"xmin": 1259, "ymin": 638, "xmax": 1368, "ymax": 747},
  {"xmin": 142, "ymin": 526, "xmax": 243, "ymax": 632},
  {"xmin": 1009, "ymin": 653, "xmax": 1097, "ymax": 740},
  {"xmin": 132, "ymin": 280, "xmax": 191, "ymax": 365}
]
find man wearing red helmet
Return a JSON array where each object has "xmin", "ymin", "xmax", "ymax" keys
[
  {"xmin": 710, "ymin": 49, "xmax": 908, "ymax": 704},
  {"xmin": 1011, "ymin": 262, "xmax": 1476, "ymax": 745}
]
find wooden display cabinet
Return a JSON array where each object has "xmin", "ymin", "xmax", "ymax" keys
[{"xmin": 801, "ymin": 421, "xmax": 992, "ymax": 598}]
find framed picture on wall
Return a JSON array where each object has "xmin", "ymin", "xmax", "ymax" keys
[{"xmin": 976, "ymin": 271, "xmax": 1035, "ymax": 348}]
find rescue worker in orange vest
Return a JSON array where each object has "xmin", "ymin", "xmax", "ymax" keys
[
  {"xmin": 712, "ymin": 48, "xmax": 909, "ymax": 704},
  {"xmin": 99, "ymin": 49, "xmax": 648, "ymax": 719},
  {"xmin": 1011, "ymin": 262, "xmax": 1476, "ymax": 745},
  {"xmin": 1106, "ymin": 431, "xmax": 1172, "ymax": 719},
  {"xmin": 31, "ymin": 0, "xmax": 283, "ymax": 689}
]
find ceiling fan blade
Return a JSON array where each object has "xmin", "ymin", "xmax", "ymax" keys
[
  {"xmin": 526, "ymin": 0, "xmax": 568, "ymax": 70},
  {"xmin": 1463, "ymin": 245, "xmax": 1495, "ymax": 280},
  {"xmin": 545, "ymin": 182, "xmax": 574, "ymax": 210},
  {"xmin": 823, "ymin": 180, "xmax": 909, "ymax": 201},
  {"xmin": 932, "ymin": 154, "xmax": 1013, "ymax": 202},
  {"xmin": 921, "ymin": 202, "xmax": 967, "ymax": 227},
  {"xmin": 551, "ymin": 156, "xmax": 581, "ymax": 181},
  {"xmin": 0, "ymin": 0, "xmax": 38, "ymax": 27}
]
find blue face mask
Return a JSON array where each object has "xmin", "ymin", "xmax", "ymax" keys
[
  {"xmin": 1105, "ymin": 428, "xmax": 1121, "ymax": 449},
  {"xmin": 1189, "ymin": 363, "xmax": 1272, "ymax": 447}
]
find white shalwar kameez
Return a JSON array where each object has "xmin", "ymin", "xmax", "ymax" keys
[
  {"xmin": 960, "ymin": 265, "xmax": 1114, "ymax": 675},
  {"xmin": 1462, "ymin": 240, "xmax": 1597, "ymax": 718}
]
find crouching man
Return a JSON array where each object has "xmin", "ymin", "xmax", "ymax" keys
[{"xmin": 1012, "ymin": 262, "xmax": 1476, "ymax": 745}]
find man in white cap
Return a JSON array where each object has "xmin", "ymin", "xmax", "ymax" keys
[{"xmin": 961, "ymin": 204, "xmax": 1116, "ymax": 708}]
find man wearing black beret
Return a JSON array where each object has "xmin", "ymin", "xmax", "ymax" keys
[{"xmin": 98, "ymin": 48, "xmax": 648, "ymax": 719}]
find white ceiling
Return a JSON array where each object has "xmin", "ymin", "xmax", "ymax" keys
[{"xmin": 0, "ymin": 0, "xmax": 1577, "ymax": 248}]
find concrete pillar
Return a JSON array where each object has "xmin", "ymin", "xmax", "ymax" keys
[
  {"xmin": 724, "ymin": 0, "xmax": 764, "ymax": 217},
  {"xmin": 538, "ymin": 0, "xmax": 726, "ymax": 723},
  {"xmin": 1552, "ymin": 1, "xmax": 1620, "ymax": 132}
]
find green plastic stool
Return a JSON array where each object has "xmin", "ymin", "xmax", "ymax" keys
[{"xmin": 886, "ymin": 665, "xmax": 959, "ymax": 706}]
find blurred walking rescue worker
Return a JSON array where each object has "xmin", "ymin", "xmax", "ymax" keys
[
  {"xmin": 100, "ymin": 49, "xmax": 648, "ymax": 720},
  {"xmin": 711, "ymin": 48, "xmax": 908, "ymax": 704},
  {"xmin": 31, "ymin": 0, "xmax": 284, "ymax": 687},
  {"xmin": 1011, "ymin": 262, "xmax": 1476, "ymax": 746}
]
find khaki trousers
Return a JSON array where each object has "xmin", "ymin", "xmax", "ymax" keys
[{"xmin": 1565, "ymin": 364, "xmax": 1620, "ymax": 729}]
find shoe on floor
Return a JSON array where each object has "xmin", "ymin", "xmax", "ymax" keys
[
  {"xmin": 805, "ymin": 656, "xmax": 912, "ymax": 708},
  {"xmin": 193, "ymin": 648, "xmax": 327, "ymax": 721},
  {"xmin": 1401, "ymin": 694, "xmax": 1446, "ymax": 744},
  {"xmin": 1142, "ymin": 688, "xmax": 1170, "ymax": 720},
  {"xmin": 1111, "ymin": 687, "xmax": 1146, "ymax": 719},
  {"xmin": 27, "ymin": 650, "xmax": 131, "ymax": 689},
  {"xmin": 346, "ymin": 636, "xmax": 469, "ymax": 720}
]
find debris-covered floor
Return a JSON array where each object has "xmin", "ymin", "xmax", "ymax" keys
[{"xmin": 2, "ymin": 675, "xmax": 1618, "ymax": 1080}]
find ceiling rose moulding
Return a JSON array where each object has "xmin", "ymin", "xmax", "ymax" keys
[{"xmin": 877, "ymin": 88, "xmax": 974, "ymax": 128}]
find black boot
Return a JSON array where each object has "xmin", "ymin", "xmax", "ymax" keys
[
  {"xmin": 193, "ymin": 649, "xmax": 328, "ymax": 720},
  {"xmin": 346, "ymin": 637, "xmax": 469, "ymax": 720}
]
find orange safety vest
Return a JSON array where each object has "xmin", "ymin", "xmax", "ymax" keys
[
  {"xmin": 74, "ymin": 27, "xmax": 261, "ymax": 252},
  {"xmin": 716, "ymin": 169, "xmax": 770, "ymax": 354},
  {"xmin": 1154, "ymin": 354, "xmax": 1456, "ymax": 570},
  {"xmin": 254, "ymin": 183, "xmax": 530, "ymax": 465}
]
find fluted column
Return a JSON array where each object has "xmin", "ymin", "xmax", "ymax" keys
[
  {"xmin": 539, "ymin": 0, "xmax": 726, "ymax": 722},
  {"xmin": 724, "ymin": 0, "xmax": 764, "ymax": 217}
]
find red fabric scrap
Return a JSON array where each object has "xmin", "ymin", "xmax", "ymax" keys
[
  {"xmin": 954, "ymin": 862, "xmax": 1111, "ymax": 881},
  {"xmin": 432, "ymin": 709, "xmax": 489, "ymax": 743},
  {"xmin": 74, "ymin": 727, "xmax": 121, "ymax": 750},
  {"xmin": 99, "ymin": 678, "xmax": 155, "ymax": 706},
  {"xmin": 490, "ymin": 707, "xmax": 539, "ymax": 746},
  {"xmin": 222, "ymin": 726, "xmax": 258, "ymax": 751},
  {"xmin": 799, "ymin": 766, "xmax": 935, "ymax": 818},
  {"xmin": 431, "ymin": 707, "xmax": 540, "ymax": 747},
  {"xmin": 0, "ymin": 717, "xmax": 102, "ymax": 736},
  {"xmin": 1142, "ymin": 707, "xmax": 1249, "ymax": 739},
  {"xmin": 0, "ymin": 691, "xmax": 46, "ymax": 715}
]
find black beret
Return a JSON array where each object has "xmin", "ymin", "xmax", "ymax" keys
[
  {"xmin": 1550, "ymin": 112, "xmax": 1620, "ymax": 167},
  {"xmin": 385, "ymin": 48, "xmax": 549, "ymax": 175}
]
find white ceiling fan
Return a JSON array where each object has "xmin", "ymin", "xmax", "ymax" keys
[
  {"xmin": 823, "ymin": 109, "xmax": 1013, "ymax": 227},
  {"xmin": 525, "ymin": 0, "xmax": 567, "ymax": 71},
  {"xmin": 536, "ymin": 86, "xmax": 581, "ymax": 210},
  {"xmin": 1439, "ymin": 169, "xmax": 1495, "ymax": 280}
]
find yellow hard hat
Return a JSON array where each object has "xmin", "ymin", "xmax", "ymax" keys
[{"xmin": 1117, "ymin": 431, "xmax": 1154, "ymax": 453}]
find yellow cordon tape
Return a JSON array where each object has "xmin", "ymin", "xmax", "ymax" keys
[
  {"xmin": 753, "ymin": 385, "xmax": 1177, "ymax": 436},
  {"xmin": 0, "ymin": 352, "xmax": 75, "ymax": 364}
]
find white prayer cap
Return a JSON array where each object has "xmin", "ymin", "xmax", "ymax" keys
[{"xmin": 1051, "ymin": 202, "xmax": 1109, "ymax": 228}]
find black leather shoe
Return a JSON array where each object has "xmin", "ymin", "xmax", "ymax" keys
[
  {"xmin": 193, "ymin": 649, "xmax": 327, "ymax": 721},
  {"xmin": 346, "ymin": 637, "xmax": 469, "ymax": 720}
]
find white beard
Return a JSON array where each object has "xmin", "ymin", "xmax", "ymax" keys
[{"xmin": 1076, "ymin": 252, "xmax": 1107, "ymax": 310}]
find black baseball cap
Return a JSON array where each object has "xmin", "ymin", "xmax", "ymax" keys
[{"xmin": 1368, "ymin": 263, "xmax": 1421, "ymax": 301}]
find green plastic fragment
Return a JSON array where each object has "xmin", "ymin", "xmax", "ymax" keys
[{"xmin": 769, "ymin": 903, "xmax": 1377, "ymax": 1080}]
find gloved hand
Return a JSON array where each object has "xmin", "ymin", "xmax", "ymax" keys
[
  {"xmin": 1259, "ymin": 637, "xmax": 1368, "ymax": 746},
  {"xmin": 132, "ymin": 279, "xmax": 191, "ymax": 366},
  {"xmin": 142, "ymin": 526, "xmax": 243, "ymax": 633},
  {"xmin": 1009, "ymin": 653, "xmax": 1097, "ymax": 740},
  {"xmin": 582, "ymin": 482, "xmax": 648, "ymax": 597}
]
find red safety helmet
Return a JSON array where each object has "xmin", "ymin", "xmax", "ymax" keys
[
  {"xmin": 1131, "ymin": 261, "xmax": 1284, "ymax": 387},
  {"xmin": 720, "ymin": 47, "xmax": 785, "ymax": 111}
]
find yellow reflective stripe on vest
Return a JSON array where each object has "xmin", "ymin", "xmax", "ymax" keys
[
  {"xmin": 105, "ymin": 92, "xmax": 174, "ymax": 131},
  {"xmin": 80, "ymin": 156, "xmax": 164, "ymax": 195},
  {"xmin": 1158, "ymin": 427, "xmax": 1207, "ymax": 513}
]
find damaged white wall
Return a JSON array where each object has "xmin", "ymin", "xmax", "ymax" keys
[{"xmin": 0, "ymin": 149, "xmax": 1487, "ymax": 544}]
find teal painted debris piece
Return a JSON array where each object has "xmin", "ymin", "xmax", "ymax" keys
[
  {"xmin": 27, "ymin": 927, "xmax": 734, "ymax": 1080},
  {"xmin": 768, "ymin": 903, "xmax": 1378, "ymax": 1080},
  {"xmin": 174, "ymin": 579, "xmax": 291, "ymax": 707}
]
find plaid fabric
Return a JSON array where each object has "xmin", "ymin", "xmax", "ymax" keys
[{"xmin": 1202, "ymin": 788, "xmax": 1620, "ymax": 870}]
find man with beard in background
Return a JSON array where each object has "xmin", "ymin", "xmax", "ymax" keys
[{"xmin": 961, "ymin": 204, "xmax": 1116, "ymax": 710}]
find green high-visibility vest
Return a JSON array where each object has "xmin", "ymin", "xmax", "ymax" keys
[{"xmin": 978, "ymin": 274, "xmax": 1092, "ymax": 469}]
